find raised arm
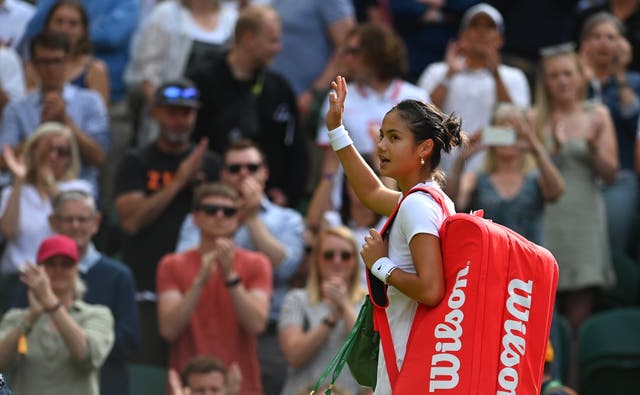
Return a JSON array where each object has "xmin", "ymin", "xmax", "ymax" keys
[{"xmin": 325, "ymin": 76, "xmax": 400, "ymax": 216}]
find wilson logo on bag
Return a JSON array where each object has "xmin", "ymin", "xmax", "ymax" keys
[{"xmin": 372, "ymin": 186, "xmax": 558, "ymax": 395}]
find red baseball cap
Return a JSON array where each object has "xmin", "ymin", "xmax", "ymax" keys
[{"xmin": 37, "ymin": 235, "xmax": 79, "ymax": 263}]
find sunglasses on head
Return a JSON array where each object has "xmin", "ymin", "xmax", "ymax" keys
[
  {"xmin": 225, "ymin": 163, "xmax": 262, "ymax": 174},
  {"xmin": 322, "ymin": 250, "xmax": 353, "ymax": 261},
  {"xmin": 161, "ymin": 86, "xmax": 199, "ymax": 100},
  {"xmin": 539, "ymin": 42, "xmax": 576, "ymax": 58},
  {"xmin": 196, "ymin": 204, "xmax": 238, "ymax": 218}
]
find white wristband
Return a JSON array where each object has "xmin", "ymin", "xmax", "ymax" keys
[
  {"xmin": 328, "ymin": 125, "xmax": 353, "ymax": 151},
  {"xmin": 371, "ymin": 257, "xmax": 398, "ymax": 284}
]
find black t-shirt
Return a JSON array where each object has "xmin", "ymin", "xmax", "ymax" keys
[{"xmin": 113, "ymin": 144, "xmax": 221, "ymax": 292}]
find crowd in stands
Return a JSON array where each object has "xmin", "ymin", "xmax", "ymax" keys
[{"xmin": 0, "ymin": 0, "xmax": 639, "ymax": 394}]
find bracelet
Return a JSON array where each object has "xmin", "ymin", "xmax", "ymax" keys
[
  {"xmin": 225, "ymin": 277, "xmax": 241, "ymax": 288},
  {"xmin": 328, "ymin": 125, "xmax": 353, "ymax": 151},
  {"xmin": 371, "ymin": 257, "xmax": 398, "ymax": 284},
  {"xmin": 322, "ymin": 316, "xmax": 337, "ymax": 329},
  {"xmin": 44, "ymin": 301, "xmax": 62, "ymax": 314}
]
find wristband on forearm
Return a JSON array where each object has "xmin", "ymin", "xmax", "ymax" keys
[
  {"xmin": 328, "ymin": 125, "xmax": 353, "ymax": 151},
  {"xmin": 371, "ymin": 257, "xmax": 398, "ymax": 284}
]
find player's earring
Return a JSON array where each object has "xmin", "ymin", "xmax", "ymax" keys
[{"xmin": 420, "ymin": 156, "xmax": 425, "ymax": 165}]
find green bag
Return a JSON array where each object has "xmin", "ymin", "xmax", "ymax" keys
[{"xmin": 309, "ymin": 297, "xmax": 379, "ymax": 394}]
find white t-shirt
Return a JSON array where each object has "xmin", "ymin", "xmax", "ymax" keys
[
  {"xmin": 186, "ymin": 2, "xmax": 238, "ymax": 44},
  {"xmin": 317, "ymin": 79, "xmax": 430, "ymax": 154},
  {"xmin": 374, "ymin": 181, "xmax": 455, "ymax": 395},
  {"xmin": 418, "ymin": 62, "xmax": 531, "ymax": 172},
  {"xmin": 0, "ymin": 179, "xmax": 93, "ymax": 274}
]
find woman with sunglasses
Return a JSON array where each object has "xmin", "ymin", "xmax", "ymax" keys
[
  {"xmin": 533, "ymin": 48, "xmax": 618, "ymax": 337},
  {"xmin": 324, "ymin": 76, "xmax": 462, "ymax": 394},
  {"xmin": 40, "ymin": 0, "xmax": 110, "ymax": 105},
  {"xmin": 0, "ymin": 122, "xmax": 90, "ymax": 306},
  {"xmin": 0, "ymin": 234, "xmax": 114, "ymax": 395},
  {"xmin": 278, "ymin": 225, "xmax": 369, "ymax": 395}
]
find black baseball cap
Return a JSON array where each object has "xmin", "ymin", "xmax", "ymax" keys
[{"xmin": 154, "ymin": 79, "xmax": 200, "ymax": 108}]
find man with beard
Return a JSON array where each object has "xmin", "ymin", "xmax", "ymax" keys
[{"xmin": 113, "ymin": 78, "xmax": 221, "ymax": 366}]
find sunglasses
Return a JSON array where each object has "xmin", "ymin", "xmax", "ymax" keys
[
  {"xmin": 33, "ymin": 57, "xmax": 65, "ymax": 66},
  {"xmin": 196, "ymin": 204, "xmax": 238, "ymax": 218},
  {"xmin": 50, "ymin": 145, "xmax": 71, "ymax": 157},
  {"xmin": 341, "ymin": 46, "xmax": 361, "ymax": 56},
  {"xmin": 539, "ymin": 42, "xmax": 575, "ymax": 58},
  {"xmin": 225, "ymin": 163, "xmax": 262, "ymax": 174},
  {"xmin": 161, "ymin": 86, "xmax": 199, "ymax": 100},
  {"xmin": 322, "ymin": 250, "xmax": 354, "ymax": 261}
]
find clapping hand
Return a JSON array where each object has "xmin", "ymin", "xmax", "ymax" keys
[{"xmin": 2, "ymin": 145, "xmax": 26, "ymax": 180}]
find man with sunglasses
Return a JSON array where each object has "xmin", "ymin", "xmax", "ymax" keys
[
  {"xmin": 113, "ymin": 78, "xmax": 221, "ymax": 366},
  {"xmin": 157, "ymin": 182, "xmax": 272, "ymax": 395},
  {"xmin": 188, "ymin": 5, "xmax": 308, "ymax": 207},
  {"xmin": 175, "ymin": 138, "xmax": 305, "ymax": 395},
  {"xmin": 0, "ymin": 30, "xmax": 109, "ymax": 196}
]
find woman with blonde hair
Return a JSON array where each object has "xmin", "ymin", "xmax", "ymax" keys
[
  {"xmin": 447, "ymin": 102, "xmax": 565, "ymax": 245},
  {"xmin": 278, "ymin": 225, "xmax": 370, "ymax": 395},
  {"xmin": 0, "ymin": 122, "xmax": 91, "ymax": 305},
  {"xmin": 533, "ymin": 47, "xmax": 618, "ymax": 336}
]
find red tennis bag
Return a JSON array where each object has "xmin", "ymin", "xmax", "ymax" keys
[{"xmin": 369, "ymin": 186, "xmax": 559, "ymax": 394}]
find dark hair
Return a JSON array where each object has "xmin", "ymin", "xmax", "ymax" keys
[
  {"xmin": 44, "ymin": 0, "xmax": 92, "ymax": 55},
  {"xmin": 340, "ymin": 153, "xmax": 381, "ymax": 226},
  {"xmin": 347, "ymin": 23, "xmax": 408, "ymax": 80},
  {"xmin": 388, "ymin": 100, "xmax": 464, "ymax": 184},
  {"xmin": 224, "ymin": 138, "xmax": 267, "ymax": 166},
  {"xmin": 192, "ymin": 182, "xmax": 239, "ymax": 208},
  {"xmin": 30, "ymin": 30, "xmax": 71, "ymax": 57},
  {"xmin": 180, "ymin": 355, "xmax": 227, "ymax": 387}
]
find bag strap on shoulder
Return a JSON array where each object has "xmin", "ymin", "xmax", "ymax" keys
[{"xmin": 369, "ymin": 185, "xmax": 454, "ymax": 389}]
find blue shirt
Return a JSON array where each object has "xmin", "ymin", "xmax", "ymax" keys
[
  {"xmin": 0, "ymin": 84, "xmax": 110, "ymax": 194},
  {"xmin": 176, "ymin": 197, "xmax": 305, "ymax": 321},
  {"xmin": 21, "ymin": 0, "xmax": 139, "ymax": 102}
]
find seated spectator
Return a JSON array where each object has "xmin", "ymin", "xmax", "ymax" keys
[
  {"xmin": 21, "ymin": 0, "xmax": 138, "ymax": 103},
  {"xmin": 40, "ymin": 0, "xmax": 110, "ymax": 105},
  {"xmin": 417, "ymin": 3, "xmax": 531, "ymax": 172},
  {"xmin": 0, "ymin": 30, "xmax": 109, "ymax": 196},
  {"xmin": 169, "ymin": 355, "xmax": 242, "ymax": 395},
  {"xmin": 0, "ymin": 234, "xmax": 114, "ymax": 395},
  {"xmin": 279, "ymin": 225, "xmax": 369, "ymax": 395},
  {"xmin": 541, "ymin": 342, "xmax": 578, "ymax": 395},
  {"xmin": 175, "ymin": 139, "xmax": 305, "ymax": 394},
  {"xmin": 7, "ymin": 190, "xmax": 140, "ymax": 395},
  {"xmin": 125, "ymin": 0, "xmax": 238, "ymax": 146},
  {"xmin": 447, "ymin": 103, "xmax": 564, "ymax": 245},
  {"xmin": 0, "ymin": 0, "xmax": 34, "ymax": 49},
  {"xmin": 157, "ymin": 182, "xmax": 272, "ymax": 395},
  {"xmin": 49, "ymin": 190, "xmax": 139, "ymax": 395},
  {"xmin": 0, "ymin": 122, "xmax": 91, "ymax": 306}
]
